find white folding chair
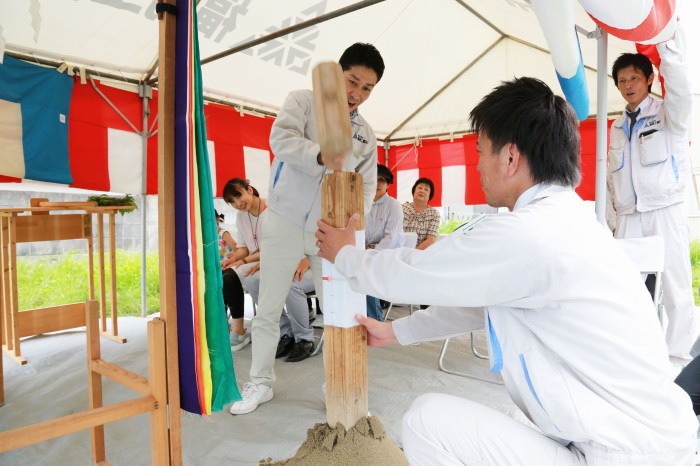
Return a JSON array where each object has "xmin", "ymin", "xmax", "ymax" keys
[
  {"xmin": 437, "ymin": 329, "xmax": 503, "ymax": 385},
  {"xmin": 616, "ymin": 236, "xmax": 665, "ymax": 321},
  {"xmin": 436, "ymin": 214, "xmax": 503, "ymax": 383}
]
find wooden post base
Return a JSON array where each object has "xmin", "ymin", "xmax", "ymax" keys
[
  {"xmin": 2, "ymin": 345, "xmax": 27, "ymax": 365},
  {"xmin": 100, "ymin": 332, "xmax": 127, "ymax": 344},
  {"xmin": 324, "ymin": 325, "xmax": 368, "ymax": 429}
]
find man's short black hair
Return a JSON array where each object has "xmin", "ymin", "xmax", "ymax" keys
[
  {"xmin": 612, "ymin": 53, "xmax": 654, "ymax": 92},
  {"xmin": 412, "ymin": 177, "xmax": 435, "ymax": 201},
  {"xmin": 339, "ymin": 43, "xmax": 385, "ymax": 82},
  {"xmin": 377, "ymin": 164, "xmax": 393, "ymax": 184},
  {"xmin": 469, "ymin": 77, "xmax": 580, "ymax": 187}
]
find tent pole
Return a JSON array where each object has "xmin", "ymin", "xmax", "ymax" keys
[
  {"xmin": 139, "ymin": 84, "xmax": 152, "ymax": 318},
  {"xmin": 595, "ymin": 27, "xmax": 608, "ymax": 225}
]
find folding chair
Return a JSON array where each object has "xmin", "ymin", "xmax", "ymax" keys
[
  {"xmin": 616, "ymin": 236, "xmax": 664, "ymax": 321},
  {"xmin": 437, "ymin": 328, "xmax": 503, "ymax": 385}
]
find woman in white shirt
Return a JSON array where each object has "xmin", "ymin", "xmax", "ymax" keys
[{"xmin": 222, "ymin": 178, "xmax": 316, "ymax": 363}]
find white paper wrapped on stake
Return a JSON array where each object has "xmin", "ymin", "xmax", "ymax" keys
[{"xmin": 321, "ymin": 230, "xmax": 366, "ymax": 328}]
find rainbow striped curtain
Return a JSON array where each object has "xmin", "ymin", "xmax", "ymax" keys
[{"xmin": 174, "ymin": 0, "xmax": 239, "ymax": 414}]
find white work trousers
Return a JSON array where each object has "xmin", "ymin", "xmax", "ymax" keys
[
  {"xmin": 402, "ymin": 394, "xmax": 585, "ymax": 466},
  {"xmin": 249, "ymin": 210, "xmax": 322, "ymax": 386},
  {"xmin": 615, "ymin": 203, "xmax": 697, "ymax": 358}
]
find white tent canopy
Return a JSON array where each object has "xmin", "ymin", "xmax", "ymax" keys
[{"xmin": 1, "ymin": 0, "xmax": 640, "ymax": 142}]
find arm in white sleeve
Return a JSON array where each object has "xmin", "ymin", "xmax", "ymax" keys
[
  {"xmin": 375, "ymin": 199, "xmax": 404, "ymax": 250},
  {"xmin": 392, "ymin": 306, "xmax": 484, "ymax": 345},
  {"xmin": 657, "ymin": 21, "xmax": 691, "ymax": 134},
  {"xmin": 334, "ymin": 214, "xmax": 551, "ymax": 309},
  {"xmin": 269, "ymin": 91, "xmax": 325, "ymax": 177}
]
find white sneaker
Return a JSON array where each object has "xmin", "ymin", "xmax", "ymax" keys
[
  {"xmin": 229, "ymin": 382, "xmax": 273, "ymax": 415},
  {"xmin": 230, "ymin": 329, "xmax": 251, "ymax": 351}
]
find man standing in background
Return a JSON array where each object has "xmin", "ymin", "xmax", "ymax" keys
[{"xmin": 607, "ymin": 21, "xmax": 696, "ymax": 363}]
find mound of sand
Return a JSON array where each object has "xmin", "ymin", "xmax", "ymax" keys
[{"xmin": 261, "ymin": 416, "xmax": 408, "ymax": 465}]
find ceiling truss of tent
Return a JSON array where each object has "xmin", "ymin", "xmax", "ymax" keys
[{"xmin": 1, "ymin": 0, "xmax": 638, "ymax": 145}]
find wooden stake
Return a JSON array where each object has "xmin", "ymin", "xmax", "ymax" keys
[{"xmin": 321, "ymin": 173, "xmax": 367, "ymax": 429}]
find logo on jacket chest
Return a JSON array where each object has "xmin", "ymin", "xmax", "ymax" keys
[
  {"xmin": 353, "ymin": 133, "xmax": 368, "ymax": 144},
  {"xmin": 644, "ymin": 118, "xmax": 661, "ymax": 129}
]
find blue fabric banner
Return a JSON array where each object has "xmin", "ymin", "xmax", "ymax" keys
[{"xmin": 0, "ymin": 56, "xmax": 74, "ymax": 184}]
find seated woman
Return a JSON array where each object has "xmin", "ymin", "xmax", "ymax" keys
[
  {"xmin": 216, "ymin": 210, "xmax": 250, "ymax": 351},
  {"xmin": 402, "ymin": 177, "xmax": 440, "ymax": 250},
  {"xmin": 222, "ymin": 178, "xmax": 317, "ymax": 362}
]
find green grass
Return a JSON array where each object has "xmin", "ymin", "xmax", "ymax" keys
[
  {"xmin": 15, "ymin": 241, "xmax": 700, "ymax": 311},
  {"xmin": 17, "ymin": 251, "xmax": 160, "ymax": 316},
  {"xmin": 691, "ymin": 241, "xmax": 700, "ymax": 306}
]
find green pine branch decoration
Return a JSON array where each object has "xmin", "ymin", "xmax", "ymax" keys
[{"xmin": 87, "ymin": 194, "xmax": 137, "ymax": 215}]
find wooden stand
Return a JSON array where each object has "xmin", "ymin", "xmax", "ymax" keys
[
  {"xmin": 0, "ymin": 1, "xmax": 182, "ymax": 462},
  {"xmin": 0, "ymin": 202, "xmax": 130, "ymax": 365},
  {"xmin": 321, "ymin": 172, "xmax": 368, "ymax": 429},
  {"xmin": 156, "ymin": 0, "xmax": 183, "ymax": 463},
  {"xmin": 0, "ymin": 301, "xmax": 170, "ymax": 463}
]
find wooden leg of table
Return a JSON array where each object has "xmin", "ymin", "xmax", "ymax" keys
[
  {"xmin": 85, "ymin": 300, "xmax": 106, "ymax": 463},
  {"xmin": 88, "ymin": 235, "xmax": 95, "ymax": 301},
  {"xmin": 98, "ymin": 214, "xmax": 107, "ymax": 334},
  {"xmin": 1, "ymin": 216, "xmax": 9, "ymax": 351},
  {"xmin": 148, "ymin": 317, "xmax": 170, "ymax": 464},
  {"xmin": 109, "ymin": 212, "xmax": 121, "ymax": 340},
  {"xmin": 8, "ymin": 216, "xmax": 22, "ymax": 363}
]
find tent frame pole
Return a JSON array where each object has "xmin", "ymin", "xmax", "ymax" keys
[
  {"xmin": 139, "ymin": 84, "xmax": 153, "ymax": 318},
  {"xmin": 595, "ymin": 27, "xmax": 608, "ymax": 224}
]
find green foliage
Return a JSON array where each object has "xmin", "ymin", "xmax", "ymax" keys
[
  {"xmin": 87, "ymin": 194, "xmax": 137, "ymax": 215},
  {"xmin": 438, "ymin": 216, "xmax": 468, "ymax": 235},
  {"xmin": 17, "ymin": 250, "xmax": 160, "ymax": 316}
]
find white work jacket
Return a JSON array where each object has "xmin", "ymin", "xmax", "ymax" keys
[
  {"xmin": 335, "ymin": 183, "xmax": 697, "ymax": 465},
  {"xmin": 607, "ymin": 34, "xmax": 691, "ymax": 215},
  {"xmin": 268, "ymin": 89, "xmax": 377, "ymax": 232}
]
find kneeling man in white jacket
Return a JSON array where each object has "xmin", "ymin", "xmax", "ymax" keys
[{"xmin": 316, "ymin": 77, "xmax": 697, "ymax": 466}]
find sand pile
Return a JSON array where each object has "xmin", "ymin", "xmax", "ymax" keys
[{"xmin": 260, "ymin": 416, "xmax": 408, "ymax": 465}]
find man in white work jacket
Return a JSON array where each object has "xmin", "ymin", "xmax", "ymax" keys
[
  {"xmin": 607, "ymin": 25, "xmax": 696, "ymax": 361},
  {"xmin": 316, "ymin": 77, "xmax": 697, "ymax": 465},
  {"xmin": 228, "ymin": 43, "xmax": 384, "ymax": 415}
]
